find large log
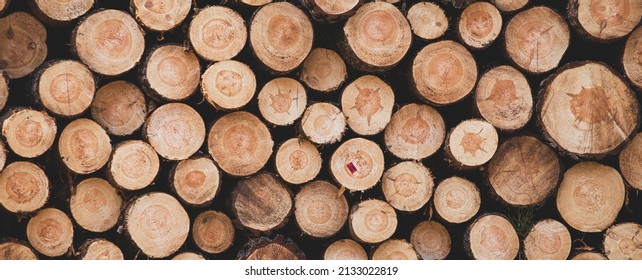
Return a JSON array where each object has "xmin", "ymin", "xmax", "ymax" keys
[
  {"xmin": 384, "ymin": 103, "xmax": 446, "ymax": 160},
  {"xmin": 0, "ymin": 12, "xmax": 47, "ymax": 79},
  {"xmin": 141, "ymin": 45, "xmax": 200, "ymax": 102},
  {"xmin": 341, "ymin": 75, "xmax": 394, "ymax": 136},
  {"xmin": 144, "ymin": 103, "xmax": 205, "ymax": 161},
  {"xmin": 188, "ymin": 6, "xmax": 246, "ymax": 62},
  {"xmin": 33, "ymin": 60, "xmax": 95, "ymax": 118},
  {"xmin": 381, "ymin": 161, "xmax": 434, "ymax": 212},
  {"xmin": 90, "ymin": 81, "xmax": 147, "ymax": 137}
]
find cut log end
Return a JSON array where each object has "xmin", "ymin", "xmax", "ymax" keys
[
  {"xmin": 32, "ymin": 0, "xmax": 93, "ymax": 24},
  {"xmin": 125, "ymin": 192, "xmax": 190, "ymax": 258},
  {"xmin": 524, "ymin": 219, "xmax": 572, "ymax": 260},
  {"xmin": 434, "ymin": 177, "xmax": 480, "ymax": 224},
  {"xmin": 131, "ymin": 0, "xmax": 191, "ymax": 32},
  {"xmin": 349, "ymin": 199, "xmax": 397, "ymax": 244},
  {"xmin": 487, "ymin": 136, "xmax": 560, "ymax": 207},
  {"xmin": 70, "ymin": 178, "xmax": 122, "ymax": 233},
  {"xmin": 239, "ymin": 236, "xmax": 305, "ymax": 260},
  {"xmin": 603, "ymin": 222, "xmax": 642, "ymax": 260},
  {"xmin": 0, "ymin": 0, "xmax": 9, "ymax": 15},
  {"xmin": 381, "ymin": 161, "xmax": 434, "ymax": 212},
  {"xmin": 0, "ymin": 140, "xmax": 5, "ymax": 172},
  {"xmin": 79, "ymin": 239, "xmax": 123, "ymax": 260},
  {"xmin": 91, "ymin": 81, "xmax": 147, "ymax": 136},
  {"xmin": 249, "ymin": 2, "xmax": 313, "ymax": 73},
  {"xmin": 258, "ymin": 77, "xmax": 307, "ymax": 126},
  {"xmin": 623, "ymin": 27, "xmax": 642, "ymax": 90},
  {"xmin": 2, "ymin": 108, "xmax": 57, "ymax": 158},
  {"xmin": 301, "ymin": 102, "xmax": 346, "ymax": 145},
  {"xmin": 189, "ymin": 6, "xmax": 246, "ymax": 62},
  {"xmin": 143, "ymin": 45, "xmax": 200, "ymax": 101},
  {"xmin": 571, "ymin": 251, "xmax": 608, "ymax": 260},
  {"xmin": 231, "ymin": 172, "xmax": 292, "ymax": 232},
  {"xmin": 201, "ymin": 60, "xmax": 256, "ymax": 110},
  {"xmin": 539, "ymin": 62, "xmax": 640, "ymax": 158},
  {"xmin": 171, "ymin": 157, "xmax": 220, "ymax": 207},
  {"xmin": 27, "ymin": 208, "xmax": 74, "ymax": 257},
  {"xmin": 303, "ymin": 0, "xmax": 360, "ymax": 22},
  {"xmin": 505, "ymin": 7, "xmax": 569, "ymax": 74},
  {"xmin": 330, "ymin": 137, "xmax": 384, "ymax": 192},
  {"xmin": 341, "ymin": 75, "xmax": 394, "ymax": 136},
  {"xmin": 275, "ymin": 138, "xmax": 321, "ymax": 185},
  {"xmin": 208, "ymin": 111, "xmax": 273, "ymax": 177},
  {"xmin": 0, "ymin": 161, "xmax": 49, "ymax": 213},
  {"xmin": 0, "ymin": 240, "xmax": 38, "ymax": 260},
  {"xmin": 411, "ymin": 221, "xmax": 451, "ymax": 260},
  {"xmin": 193, "ymin": 211, "xmax": 235, "ymax": 254},
  {"xmin": 108, "ymin": 140, "xmax": 159, "ymax": 191},
  {"xmin": 0, "ymin": 73, "xmax": 8, "ymax": 111},
  {"xmin": 73, "ymin": 9, "xmax": 145, "ymax": 76},
  {"xmin": 407, "ymin": 2, "xmax": 448, "ymax": 40},
  {"xmin": 619, "ymin": 133, "xmax": 642, "ymax": 190},
  {"xmin": 342, "ymin": 2, "xmax": 412, "ymax": 72},
  {"xmin": 557, "ymin": 162, "xmax": 625, "ymax": 232},
  {"xmin": 294, "ymin": 180, "xmax": 349, "ymax": 238},
  {"xmin": 145, "ymin": 103, "xmax": 205, "ymax": 161},
  {"xmin": 475, "ymin": 65, "xmax": 532, "ymax": 131},
  {"xmin": 412, "ymin": 40, "xmax": 477, "ymax": 105},
  {"xmin": 466, "ymin": 214, "xmax": 519, "ymax": 260},
  {"xmin": 36, "ymin": 59, "xmax": 95, "ymax": 117},
  {"xmin": 59, "ymin": 118, "xmax": 111, "ymax": 174},
  {"xmin": 300, "ymin": 48, "xmax": 347, "ymax": 93},
  {"xmin": 372, "ymin": 239, "xmax": 418, "ymax": 260},
  {"xmin": 491, "ymin": 0, "xmax": 528, "ymax": 12},
  {"xmin": 569, "ymin": 0, "xmax": 642, "ymax": 41},
  {"xmin": 172, "ymin": 252, "xmax": 206, "ymax": 260},
  {"xmin": 0, "ymin": 12, "xmax": 47, "ymax": 79},
  {"xmin": 323, "ymin": 239, "xmax": 368, "ymax": 260},
  {"xmin": 446, "ymin": 119, "xmax": 498, "ymax": 168},
  {"xmin": 384, "ymin": 103, "xmax": 446, "ymax": 160},
  {"xmin": 457, "ymin": 2, "xmax": 502, "ymax": 49}
]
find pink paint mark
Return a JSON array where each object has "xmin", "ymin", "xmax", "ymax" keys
[{"xmin": 346, "ymin": 162, "xmax": 357, "ymax": 174}]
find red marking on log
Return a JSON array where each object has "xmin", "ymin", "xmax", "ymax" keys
[{"xmin": 347, "ymin": 162, "xmax": 357, "ymax": 174}]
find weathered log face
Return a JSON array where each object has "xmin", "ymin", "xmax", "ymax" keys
[{"xmin": 0, "ymin": 12, "xmax": 47, "ymax": 79}]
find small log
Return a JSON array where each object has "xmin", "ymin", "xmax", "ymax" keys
[
  {"xmin": 341, "ymin": 1, "xmax": 411, "ymax": 72},
  {"xmin": 170, "ymin": 156, "xmax": 220, "ymax": 207},
  {"xmin": 300, "ymin": 102, "xmax": 346, "ymax": 145},
  {"xmin": 301, "ymin": 0, "xmax": 361, "ymax": 22},
  {"xmin": 0, "ymin": 240, "xmax": 37, "ymax": 260},
  {"xmin": 294, "ymin": 180, "xmax": 349, "ymax": 238},
  {"xmin": 0, "ymin": 72, "xmax": 7, "ymax": 111},
  {"xmin": 236, "ymin": 0, "xmax": 273, "ymax": 8},
  {"xmin": 504, "ymin": 7, "xmax": 569, "ymax": 74},
  {"xmin": 141, "ymin": 45, "xmax": 200, "ymax": 102},
  {"xmin": 274, "ymin": 138, "xmax": 322, "ymax": 185},
  {"xmin": 523, "ymin": 219, "xmax": 572, "ymax": 260},
  {"xmin": 201, "ymin": 60, "xmax": 256, "ymax": 111},
  {"xmin": 456, "ymin": 2, "xmax": 502, "ymax": 49},
  {"xmin": 571, "ymin": 251, "xmax": 608, "ymax": 260},
  {"xmin": 0, "ymin": 12, "xmax": 47, "ymax": 79},
  {"xmin": 349, "ymin": 199, "xmax": 397, "ymax": 244},
  {"xmin": 192, "ymin": 210, "xmax": 235, "ymax": 254},
  {"xmin": 91, "ymin": 80, "xmax": 147, "ymax": 137},
  {"xmin": 27, "ymin": 208, "xmax": 73, "ymax": 257},
  {"xmin": 69, "ymin": 178, "xmax": 122, "ymax": 233},
  {"xmin": 407, "ymin": 2, "xmax": 448, "ymax": 41},
  {"xmin": 329, "ymin": 137, "xmax": 384, "ymax": 192},
  {"xmin": 384, "ymin": 103, "xmax": 446, "ymax": 160},
  {"xmin": 130, "ymin": 0, "xmax": 191, "ymax": 32},
  {"xmin": 568, "ymin": 0, "xmax": 642, "ymax": 41},
  {"xmin": 144, "ymin": 103, "xmax": 205, "ymax": 161},
  {"xmin": 58, "ymin": 118, "xmax": 111, "ymax": 174},
  {"xmin": 538, "ymin": 61, "xmax": 640, "ymax": 159},
  {"xmin": 444, "ymin": 119, "xmax": 498, "ymax": 169},
  {"xmin": 411, "ymin": 220, "xmax": 451, "ymax": 260},
  {"xmin": 188, "ymin": 6, "xmax": 246, "ymax": 62},
  {"xmin": 557, "ymin": 162, "xmax": 625, "ymax": 232},
  {"xmin": 72, "ymin": 9, "xmax": 145, "ymax": 76},
  {"xmin": 490, "ymin": 0, "xmax": 528, "ymax": 13},
  {"xmin": 124, "ymin": 192, "xmax": 190, "ymax": 258},
  {"xmin": 299, "ymin": 48, "xmax": 347, "ymax": 94},
  {"xmin": 257, "ymin": 77, "xmax": 307, "ymax": 126},
  {"xmin": 30, "ymin": 0, "xmax": 93, "ymax": 25},
  {"xmin": 372, "ymin": 239, "xmax": 418, "ymax": 260},
  {"xmin": 172, "ymin": 252, "xmax": 205, "ymax": 260},
  {"xmin": 603, "ymin": 222, "xmax": 642, "ymax": 260},
  {"xmin": 323, "ymin": 239, "xmax": 368, "ymax": 260},
  {"xmin": 411, "ymin": 40, "xmax": 477, "ymax": 106},
  {"xmin": 381, "ymin": 161, "xmax": 434, "ymax": 212},
  {"xmin": 107, "ymin": 140, "xmax": 159, "ymax": 191},
  {"xmin": 474, "ymin": 65, "xmax": 532, "ymax": 131},
  {"xmin": 238, "ymin": 235, "xmax": 305, "ymax": 260},
  {"xmin": 341, "ymin": 75, "xmax": 394, "ymax": 136},
  {"xmin": 433, "ymin": 176, "xmax": 480, "ymax": 224},
  {"xmin": 33, "ymin": 60, "xmax": 95, "ymax": 118},
  {"xmin": 208, "ymin": 111, "xmax": 273, "ymax": 177},
  {"xmin": 465, "ymin": 214, "xmax": 519, "ymax": 260},
  {"xmin": 249, "ymin": 2, "xmax": 313, "ymax": 73},
  {"xmin": 78, "ymin": 239, "xmax": 123, "ymax": 260},
  {"xmin": 619, "ymin": 133, "xmax": 642, "ymax": 190},
  {"xmin": 0, "ymin": 161, "xmax": 49, "ymax": 214},
  {"xmin": 231, "ymin": 172, "xmax": 292, "ymax": 233},
  {"xmin": 623, "ymin": 26, "xmax": 642, "ymax": 90},
  {"xmin": 1, "ymin": 108, "xmax": 57, "ymax": 158}
]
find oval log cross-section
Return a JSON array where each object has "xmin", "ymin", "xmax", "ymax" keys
[
  {"xmin": 231, "ymin": 172, "xmax": 292, "ymax": 232},
  {"xmin": 69, "ymin": 178, "xmax": 122, "ymax": 233},
  {"xmin": 91, "ymin": 81, "xmax": 147, "ymax": 136}
]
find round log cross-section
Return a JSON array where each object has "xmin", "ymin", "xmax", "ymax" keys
[
  {"xmin": 79, "ymin": 239, "xmax": 124, "ymax": 260},
  {"xmin": 231, "ymin": 172, "xmax": 292, "ymax": 233},
  {"xmin": 294, "ymin": 180, "xmax": 349, "ymax": 238},
  {"xmin": 523, "ymin": 219, "xmax": 572, "ymax": 260},
  {"xmin": 258, "ymin": 77, "xmax": 307, "ymax": 126},
  {"xmin": 144, "ymin": 103, "xmax": 205, "ymax": 161},
  {"xmin": 301, "ymin": 102, "xmax": 346, "ymax": 145},
  {"xmin": 323, "ymin": 239, "xmax": 368, "ymax": 260},
  {"xmin": 341, "ymin": 75, "xmax": 395, "ymax": 136},
  {"xmin": 466, "ymin": 214, "xmax": 519, "ymax": 260},
  {"xmin": 407, "ymin": 2, "xmax": 448, "ymax": 40},
  {"xmin": 58, "ymin": 118, "xmax": 112, "ymax": 174},
  {"xmin": 384, "ymin": 103, "xmax": 446, "ymax": 160},
  {"xmin": 107, "ymin": 140, "xmax": 160, "ymax": 191},
  {"xmin": 372, "ymin": 239, "xmax": 418, "ymax": 260},
  {"xmin": 299, "ymin": 48, "xmax": 347, "ymax": 93},
  {"xmin": 131, "ymin": 0, "xmax": 191, "ymax": 32},
  {"xmin": 381, "ymin": 161, "xmax": 434, "ymax": 212},
  {"xmin": 603, "ymin": 222, "xmax": 642, "ymax": 260},
  {"xmin": 0, "ymin": 161, "xmax": 49, "ymax": 214},
  {"xmin": 0, "ymin": 12, "xmax": 47, "ymax": 79},
  {"xmin": 434, "ymin": 177, "xmax": 481, "ymax": 224},
  {"xmin": 1, "ymin": 108, "xmax": 57, "ymax": 158},
  {"xmin": 411, "ymin": 221, "xmax": 451, "ymax": 260},
  {"xmin": 171, "ymin": 157, "xmax": 220, "ymax": 207},
  {"xmin": 188, "ymin": 6, "xmax": 246, "ymax": 62},
  {"xmin": 619, "ymin": 133, "xmax": 642, "ymax": 190},
  {"xmin": 142, "ymin": 45, "xmax": 200, "ymax": 101},
  {"xmin": 91, "ymin": 81, "xmax": 147, "ymax": 136},
  {"xmin": 192, "ymin": 210, "xmax": 235, "ymax": 254},
  {"xmin": 0, "ymin": 240, "xmax": 37, "ymax": 260},
  {"xmin": 201, "ymin": 60, "xmax": 256, "ymax": 111},
  {"xmin": 330, "ymin": 137, "xmax": 384, "ymax": 192},
  {"xmin": 34, "ymin": 60, "xmax": 95, "ymax": 118},
  {"xmin": 274, "ymin": 138, "xmax": 322, "ymax": 185},
  {"xmin": 69, "ymin": 178, "xmax": 122, "ymax": 233},
  {"xmin": 568, "ymin": 0, "xmax": 642, "ymax": 41},
  {"xmin": 349, "ymin": 199, "xmax": 397, "ymax": 244},
  {"xmin": 31, "ymin": 0, "xmax": 94, "ymax": 25},
  {"xmin": 27, "ymin": 208, "xmax": 74, "ymax": 257},
  {"xmin": 457, "ymin": 2, "xmax": 502, "ymax": 49}
]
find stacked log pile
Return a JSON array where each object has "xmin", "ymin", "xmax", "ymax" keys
[{"xmin": 1, "ymin": 0, "xmax": 642, "ymax": 260}]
